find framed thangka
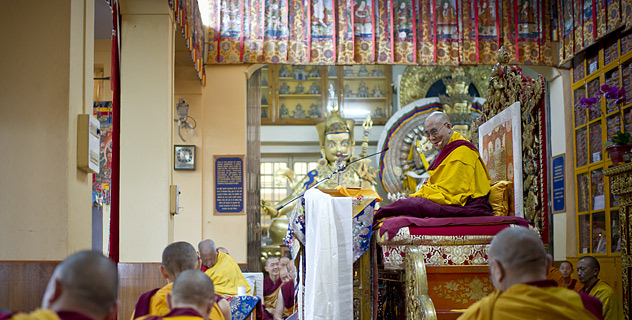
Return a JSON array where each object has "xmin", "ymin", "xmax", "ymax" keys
[
  {"xmin": 92, "ymin": 101, "xmax": 113, "ymax": 206},
  {"xmin": 478, "ymin": 101, "xmax": 523, "ymax": 217}
]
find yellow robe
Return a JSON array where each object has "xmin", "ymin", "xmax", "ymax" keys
[
  {"xmin": 146, "ymin": 283, "xmax": 225, "ymax": 320},
  {"xmin": 458, "ymin": 283, "xmax": 599, "ymax": 320},
  {"xmin": 204, "ymin": 251, "xmax": 251, "ymax": 296},
  {"xmin": 546, "ymin": 266, "xmax": 565, "ymax": 287},
  {"xmin": 410, "ymin": 132, "xmax": 491, "ymax": 205},
  {"xmin": 588, "ymin": 280, "xmax": 623, "ymax": 320},
  {"xmin": 1, "ymin": 309, "xmax": 61, "ymax": 320}
]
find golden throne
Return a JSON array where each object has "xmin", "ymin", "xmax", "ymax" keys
[{"xmin": 372, "ymin": 47, "xmax": 547, "ymax": 320}]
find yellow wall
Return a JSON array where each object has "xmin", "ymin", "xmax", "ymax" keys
[
  {"xmin": 118, "ymin": 1, "xmax": 175, "ymax": 262},
  {"xmin": 202, "ymin": 65, "xmax": 250, "ymax": 263},
  {"xmin": 0, "ymin": 0, "xmax": 94, "ymax": 260},
  {"xmin": 172, "ymin": 35, "xmax": 204, "ymax": 248}
]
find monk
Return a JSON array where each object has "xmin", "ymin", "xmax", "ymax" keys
[
  {"xmin": 273, "ymin": 267, "xmax": 296, "ymax": 320},
  {"xmin": 199, "ymin": 239, "xmax": 251, "ymax": 296},
  {"xmin": 263, "ymin": 257, "xmax": 282, "ymax": 319},
  {"xmin": 559, "ymin": 260, "xmax": 583, "ymax": 291},
  {"xmin": 132, "ymin": 242, "xmax": 229, "ymax": 320},
  {"xmin": 137, "ymin": 270, "xmax": 216, "ymax": 320},
  {"xmin": 375, "ymin": 111, "xmax": 493, "ymax": 220},
  {"xmin": 279, "ymin": 256, "xmax": 290, "ymax": 270},
  {"xmin": 578, "ymin": 256, "xmax": 623, "ymax": 320},
  {"xmin": 458, "ymin": 227, "xmax": 603, "ymax": 320},
  {"xmin": 0, "ymin": 250, "xmax": 118, "ymax": 320},
  {"xmin": 546, "ymin": 261, "xmax": 565, "ymax": 287}
]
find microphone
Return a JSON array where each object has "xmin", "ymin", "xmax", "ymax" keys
[{"xmin": 276, "ymin": 147, "xmax": 390, "ymax": 210}]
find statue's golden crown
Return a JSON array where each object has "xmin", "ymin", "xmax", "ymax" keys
[{"xmin": 316, "ymin": 110, "xmax": 355, "ymax": 146}]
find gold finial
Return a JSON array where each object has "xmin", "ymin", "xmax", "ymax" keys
[{"xmin": 497, "ymin": 46, "xmax": 510, "ymax": 64}]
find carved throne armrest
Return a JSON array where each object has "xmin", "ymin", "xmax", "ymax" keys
[{"xmin": 405, "ymin": 247, "xmax": 437, "ymax": 320}]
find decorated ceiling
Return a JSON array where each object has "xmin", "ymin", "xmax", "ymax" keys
[{"xmin": 169, "ymin": 0, "xmax": 632, "ymax": 83}]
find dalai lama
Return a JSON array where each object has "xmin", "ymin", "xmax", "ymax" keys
[{"xmin": 375, "ymin": 111, "xmax": 493, "ymax": 219}]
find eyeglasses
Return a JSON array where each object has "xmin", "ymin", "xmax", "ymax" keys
[{"xmin": 423, "ymin": 122, "xmax": 448, "ymax": 138}]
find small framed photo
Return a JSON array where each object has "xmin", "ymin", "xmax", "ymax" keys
[{"xmin": 174, "ymin": 145, "xmax": 196, "ymax": 170}]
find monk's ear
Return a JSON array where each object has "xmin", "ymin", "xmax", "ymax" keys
[
  {"xmin": 160, "ymin": 265, "xmax": 169, "ymax": 280},
  {"xmin": 196, "ymin": 257, "xmax": 201, "ymax": 270},
  {"xmin": 166, "ymin": 293, "xmax": 173, "ymax": 310},
  {"xmin": 545, "ymin": 254, "xmax": 553, "ymax": 272},
  {"xmin": 41, "ymin": 278, "xmax": 63, "ymax": 309}
]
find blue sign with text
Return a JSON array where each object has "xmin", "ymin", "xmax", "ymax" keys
[
  {"xmin": 215, "ymin": 157, "xmax": 244, "ymax": 214},
  {"xmin": 552, "ymin": 155, "xmax": 565, "ymax": 212}
]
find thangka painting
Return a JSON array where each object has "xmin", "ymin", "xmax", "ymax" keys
[
  {"xmin": 93, "ymin": 102, "xmax": 113, "ymax": 206},
  {"xmin": 478, "ymin": 101, "xmax": 523, "ymax": 217},
  {"xmin": 419, "ymin": 0, "xmax": 462, "ymax": 65},
  {"xmin": 200, "ymin": 0, "xmax": 560, "ymax": 65},
  {"xmin": 502, "ymin": 0, "xmax": 552, "ymax": 65},
  {"xmin": 463, "ymin": 0, "xmax": 501, "ymax": 64}
]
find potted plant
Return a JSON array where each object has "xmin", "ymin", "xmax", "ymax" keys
[{"xmin": 605, "ymin": 131, "xmax": 632, "ymax": 165}]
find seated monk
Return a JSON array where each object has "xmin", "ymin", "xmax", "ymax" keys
[
  {"xmin": 137, "ymin": 270, "xmax": 216, "ymax": 320},
  {"xmin": 0, "ymin": 250, "xmax": 118, "ymax": 320},
  {"xmin": 458, "ymin": 227, "xmax": 603, "ymax": 320},
  {"xmin": 546, "ymin": 262, "xmax": 565, "ymax": 287},
  {"xmin": 132, "ymin": 242, "xmax": 228, "ymax": 320},
  {"xmin": 559, "ymin": 260, "xmax": 583, "ymax": 291},
  {"xmin": 375, "ymin": 111, "xmax": 493, "ymax": 220},
  {"xmin": 263, "ymin": 257, "xmax": 282, "ymax": 319},
  {"xmin": 199, "ymin": 239, "xmax": 251, "ymax": 296},
  {"xmin": 578, "ymin": 256, "xmax": 623, "ymax": 320},
  {"xmin": 273, "ymin": 266, "xmax": 296, "ymax": 320}
]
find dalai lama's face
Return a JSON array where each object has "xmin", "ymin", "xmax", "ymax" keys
[{"xmin": 424, "ymin": 116, "xmax": 452, "ymax": 150}]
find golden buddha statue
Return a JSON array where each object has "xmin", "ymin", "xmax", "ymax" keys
[{"xmin": 261, "ymin": 111, "xmax": 377, "ymax": 245}]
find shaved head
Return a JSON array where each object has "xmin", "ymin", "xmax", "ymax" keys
[
  {"xmin": 577, "ymin": 256, "xmax": 601, "ymax": 285},
  {"xmin": 162, "ymin": 242, "xmax": 199, "ymax": 276},
  {"xmin": 172, "ymin": 270, "xmax": 215, "ymax": 307},
  {"xmin": 489, "ymin": 226, "xmax": 547, "ymax": 273},
  {"xmin": 488, "ymin": 226, "xmax": 548, "ymax": 290},
  {"xmin": 578, "ymin": 256, "xmax": 600, "ymax": 270},
  {"xmin": 42, "ymin": 250, "xmax": 118, "ymax": 318},
  {"xmin": 426, "ymin": 111, "xmax": 451, "ymax": 125},
  {"xmin": 198, "ymin": 239, "xmax": 216, "ymax": 253},
  {"xmin": 198, "ymin": 239, "xmax": 218, "ymax": 268}
]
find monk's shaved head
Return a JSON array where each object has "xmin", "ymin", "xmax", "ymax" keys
[
  {"xmin": 578, "ymin": 256, "xmax": 600, "ymax": 270},
  {"xmin": 162, "ymin": 242, "xmax": 199, "ymax": 276},
  {"xmin": 198, "ymin": 239, "xmax": 216, "ymax": 253},
  {"xmin": 172, "ymin": 269, "xmax": 215, "ymax": 307},
  {"xmin": 488, "ymin": 226, "xmax": 550, "ymax": 291},
  {"xmin": 489, "ymin": 226, "xmax": 547, "ymax": 273},
  {"xmin": 42, "ymin": 250, "xmax": 118, "ymax": 317},
  {"xmin": 198, "ymin": 239, "xmax": 218, "ymax": 268},
  {"xmin": 426, "ymin": 111, "xmax": 451, "ymax": 125}
]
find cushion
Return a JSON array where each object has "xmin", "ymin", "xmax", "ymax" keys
[{"xmin": 489, "ymin": 181, "xmax": 513, "ymax": 216}]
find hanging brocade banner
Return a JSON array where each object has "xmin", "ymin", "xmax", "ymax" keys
[
  {"xmin": 203, "ymin": 0, "xmax": 560, "ymax": 65},
  {"xmin": 574, "ymin": 0, "xmax": 584, "ymax": 52},
  {"xmin": 625, "ymin": 0, "xmax": 632, "ymax": 31},
  {"xmin": 418, "ymin": 0, "xmax": 462, "ymax": 65},
  {"xmin": 582, "ymin": 0, "xmax": 596, "ymax": 48},
  {"xmin": 503, "ymin": 0, "xmax": 552, "ymax": 65},
  {"xmin": 558, "ymin": 0, "xmax": 574, "ymax": 63},
  {"xmin": 606, "ymin": 0, "xmax": 623, "ymax": 33},
  {"xmin": 169, "ymin": 0, "xmax": 206, "ymax": 84},
  {"xmin": 463, "ymin": 0, "xmax": 502, "ymax": 64}
]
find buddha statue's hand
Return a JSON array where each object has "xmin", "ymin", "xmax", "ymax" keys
[{"xmin": 261, "ymin": 200, "xmax": 280, "ymax": 218}]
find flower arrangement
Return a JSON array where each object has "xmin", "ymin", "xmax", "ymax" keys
[
  {"xmin": 579, "ymin": 84, "xmax": 626, "ymax": 113},
  {"xmin": 579, "ymin": 84, "xmax": 631, "ymax": 165}
]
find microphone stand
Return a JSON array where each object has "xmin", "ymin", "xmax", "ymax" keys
[{"xmin": 276, "ymin": 147, "xmax": 389, "ymax": 210}]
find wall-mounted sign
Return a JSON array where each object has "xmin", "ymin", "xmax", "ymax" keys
[
  {"xmin": 214, "ymin": 155, "xmax": 245, "ymax": 215},
  {"xmin": 551, "ymin": 154, "xmax": 565, "ymax": 213}
]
